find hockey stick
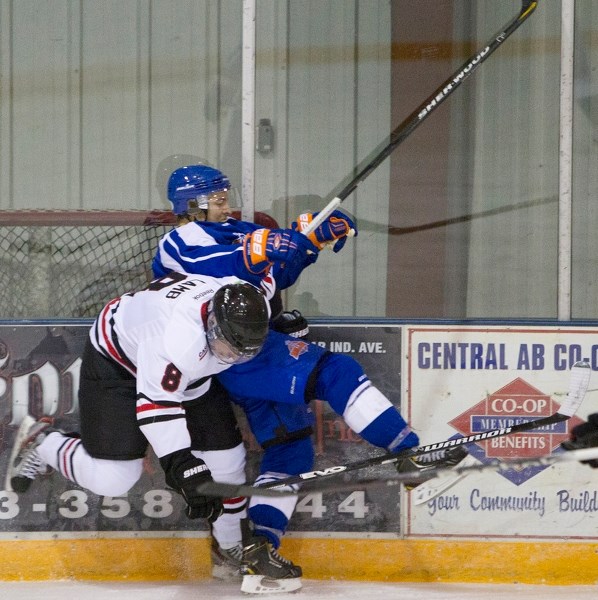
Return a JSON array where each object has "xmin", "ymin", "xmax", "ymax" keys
[
  {"xmin": 303, "ymin": 0, "xmax": 539, "ymax": 236},
  {"xmin": 198, "ymin": 446, "xmax": 598, "ymax": 498},
  {"xmin": 198, "ymin": 360, "xmax": 591, "ymax": 498}
]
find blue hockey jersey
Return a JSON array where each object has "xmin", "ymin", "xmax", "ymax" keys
[{"xmin": 152, "ymin": 218, "xmax": 316, "ymax": 290}]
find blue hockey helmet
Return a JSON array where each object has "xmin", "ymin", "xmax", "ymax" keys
[{"xmin": 167, "ymin": 164, "xmax": 231, "ymax": 215}]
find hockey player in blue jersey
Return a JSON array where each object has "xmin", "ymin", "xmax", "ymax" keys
[
  {"xmin": 154, "ymin": 163, "xmax": 466, "ymax": 594},
  {"xmin": 152, "ymin": 164, "xmax": 319, "ymax": 321}
]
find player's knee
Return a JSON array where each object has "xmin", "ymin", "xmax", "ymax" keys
[
  {"xmin": 91, "ymin": 458, "xmax": 143, "ymax": 496},
  {"xmin": 314, "ymin": 353, "xmax": 368, "ymax": 414}
]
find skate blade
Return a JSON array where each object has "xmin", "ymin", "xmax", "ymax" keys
[
  {"xmin": 4, "ymin": 415, "xmax": 36, "ymax": 493},
  {"xmin": 241, "ymin": 574, "xmax": 302, "ymax": 594}
]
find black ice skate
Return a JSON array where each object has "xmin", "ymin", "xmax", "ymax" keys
[
  {"xmin": 240, "ymin": 535, "xmax": 302, "ymax": 594},
  {"xmin": 5, "ymin": 415, "xmax": 53, "ymax": 493},
  {"xmin": 396, "ymin": 445, "xmax": 469, "ymax": 490}
]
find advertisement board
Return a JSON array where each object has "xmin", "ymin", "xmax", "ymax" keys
[
  {"xmin": 405, "ymin": 325, "xmax": 598, "ymax": 539},
  {"xmin": 0, "ymin": 323, "xmax": 404, "ymax": 537},
  {"xmin": 3, "ymin": 321, "xmax": 597, "ymax": 542}
]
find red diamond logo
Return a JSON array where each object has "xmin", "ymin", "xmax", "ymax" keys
[{"xmin": 449, "ymin": 378, "xmax": 583, "ymax": 460}]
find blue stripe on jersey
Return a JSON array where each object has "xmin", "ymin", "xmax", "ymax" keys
[{"xmin": 152, "ymin": 222, "xmax": 263, "ymax": 286}]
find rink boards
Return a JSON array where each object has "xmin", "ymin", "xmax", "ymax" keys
[
  {"xmin": 1, "ymin": 535, "xmax": 598, "ymax": 584},
  {"xmin": 1, "ymin": 320, "xmax": 598, "ymax": 584}
]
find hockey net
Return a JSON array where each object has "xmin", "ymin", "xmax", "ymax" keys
[{"xmin": 0, "ymin": 210, "xmax": 177, "ymax": 319}]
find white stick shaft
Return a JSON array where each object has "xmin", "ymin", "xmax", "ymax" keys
[
  {"xmin": 559, "ymin": 360, "xmax": 591, "ymax": 417},
  {"xmin": 302, "ymin": 197, "xmax": 341, "ymax": 236}
]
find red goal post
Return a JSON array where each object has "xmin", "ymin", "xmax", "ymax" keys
[{"xmin": 0, "ymin": 209, "xmax": 279, "ymax": 320}]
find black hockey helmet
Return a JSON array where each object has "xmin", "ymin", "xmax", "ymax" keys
[{"xmin": 206, "ymin": 282, "xmax": 269, "ymax": 364}]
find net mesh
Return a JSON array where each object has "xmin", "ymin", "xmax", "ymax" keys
[{"xmin": 0, "ymin": 210, "xmax": 176, "ymax": 319}]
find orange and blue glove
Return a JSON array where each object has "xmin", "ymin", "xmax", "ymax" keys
[
  {"xmin": 292, "ymin": 209, "xmax": 357, "ymax": 253},
  {"xmin": 243, "ymin": 228, "xmax": 318, "ymax": 274}
]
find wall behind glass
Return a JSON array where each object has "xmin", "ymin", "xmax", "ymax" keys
[
  {"xmin": 459, "ymin": 0, "xmax": 560, "ymax": 319},
  {"xmin": 0, "ymin": 0, "xmax": 391, "ymax": 317},
  {"xmin": 387, "ymin": 0, "xmax": 560, "ymax": 319},
  {"xmin": 0, "ymin": 0, "xmax": 243, "ymax": 210},
  {"xmin": 253, "ymin": 0, "xmax": 561, "ymax": 319},
  {"xmin": 0, "ymin": 1, "xmax": 568, "ymax": 320},
  {"xmin": 254, "ymin": 0, "xmax": 392, "ymax": 317}
]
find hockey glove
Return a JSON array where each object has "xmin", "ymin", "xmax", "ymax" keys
[
  {"xmin": 293, "ymin": 209, "xmax": 357, "ymax": 253},
  {"xmin": 396, "ymin": 446, "xmax": 469, "ymax": 490},
  {"xmin": 271, "ymin": 309, "xmax": 309, "ymax": 338},
  {"xmin": 160, "ymin": 449, "xmax": 224, "ymax": 520},
  {"xmin": 561, "ymin": 412, "xmax": 598, "ymax": 468},
  {"xmin": 243, "ymin": 228, "xmax": 318, "ymax": 274}
]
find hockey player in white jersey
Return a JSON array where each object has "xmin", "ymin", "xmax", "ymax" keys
[{"xmin": 7, "ymin": 274, "xmax": 271, "ymax": 526}]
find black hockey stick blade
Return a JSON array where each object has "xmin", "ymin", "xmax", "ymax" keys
[
  {"xmin": 197, "ymin": 446, "xmax": 598, "ymax": 498},
  {"xmin": 198, "ymin": 360, "xmax": 590, "ymax": 498}
]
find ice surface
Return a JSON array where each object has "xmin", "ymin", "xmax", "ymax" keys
[{"xmin": 0, "ymin": 580, "xmax": 596, "ymax": 600}]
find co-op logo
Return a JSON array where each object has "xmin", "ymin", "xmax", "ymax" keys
[
  {"xmin": 487, "ymin": 395, "xmax": 548, "ymax": 414},
  {"xmin": 449, "ymin": 377, "xmax": 583, "ymax": 485}
]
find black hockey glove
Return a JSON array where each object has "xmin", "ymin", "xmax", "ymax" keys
[
  {"xmin": 160, "ymin": 449, "xmax": 224, "ymax": 520},
  {"xmin": 396, "ymin": 446, "xmax": 469, "ymax": 490},
  {"xmin": 271, "ymin": 309, "xmax": 309, "ymax": 338},
  {"xmin": 561, "ymin": 413, "xmax": 598, "ymax": 468}
]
